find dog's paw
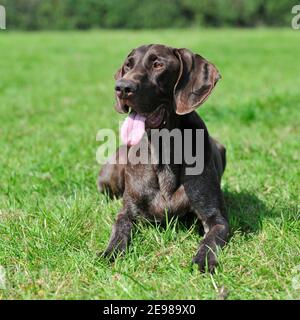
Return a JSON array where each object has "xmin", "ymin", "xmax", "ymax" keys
[
  {"xmin": 98, "ymin": 247, "xmax": 122, "ymax": 261},
  {"xmin": 192, "ymin": 242, "xmax": 218, "ymax": 273},
  {"xmin": 97, "ymin": 249, "xmax": 115, "ymax": 261},
  {"xmin": 98, "ymin": 243, "xmax": 127, "ymax": 262}
]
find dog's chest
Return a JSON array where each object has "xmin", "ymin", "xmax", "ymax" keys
[
  {"xmin": 125, "ymin": 163, "xmax": 179, "ymax": 220},
  {"xmin": 155, "ymin": 164, "xmax": 179, "ymax": 198},
  {"xmin": 126, "ymin": 163, "xmax": 178, "ymax": 196}
]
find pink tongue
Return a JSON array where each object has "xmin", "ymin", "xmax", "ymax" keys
[{"xmin": 120, "ymin": 112, "xmax": 146, "ymax": 146}]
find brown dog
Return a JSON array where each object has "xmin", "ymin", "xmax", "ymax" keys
[{"xmin": 98, "ymin": 44, "xmax": 229, "ymax": 272}]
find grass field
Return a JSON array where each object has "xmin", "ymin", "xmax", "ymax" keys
[{"xmin": 0, "ymin": 29, "xmax": 299, "ymax": 300}]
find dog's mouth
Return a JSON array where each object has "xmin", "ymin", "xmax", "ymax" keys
[{"xmin": 120, "ymin": 105, "xmax": 166, "ymax": 146}]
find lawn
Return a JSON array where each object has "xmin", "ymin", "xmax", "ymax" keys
[{"xmin": 0, "ymin": 29, "xmax": 299, "ymax": 300}]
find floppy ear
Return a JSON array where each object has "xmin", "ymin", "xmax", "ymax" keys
[
  {"xmin": 173, "ymin": 48, "xmax": 221, "ymax": 115},
  {"xmin": 114, "ymin": 67, "xmax": 123, "ymax": 81},
  {"xmin": 114, "ymin": 49, "xmax": 135, "ymax": 113},
  {"xmin": 114, "ymin": 49, "xmax": 135, "ymax": 80}
]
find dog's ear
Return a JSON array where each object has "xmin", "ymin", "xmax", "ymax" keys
[
  {"xmin": 114, "ymin": 49, "xmax": 135, "ymax": 80},
  {"xmin": 173, "ymin": 48, "xmax": 221, "ymax": 115},
  {"xmin": 114, "ymin": 67, "xmax": 123, "ymax": 81},
  {"xmin": 114, "ymin": 67, "xmax": 125, "ymax": 113},
  {"xmin": 114, "ymin": 49, "xmax": 135, "ymax": 113}
]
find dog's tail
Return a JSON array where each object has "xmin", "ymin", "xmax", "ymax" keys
[
  {"xmin": 211, "ymin": 138, "xmax": 226, "ymax": 178},
  {"xmin": 220, "ymin": 145, "xmax": 226, "ymax": 173}
]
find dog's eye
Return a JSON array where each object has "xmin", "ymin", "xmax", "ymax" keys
[
  {"xmin": 124, "ymin": 60, "xmax": 133, "ymax": 72},
  {"xmin": 153, "ymin": 61, "xmax": 164, "ymax": 69},
  {"xmin": 124, "ymin": 63, "xmax": 131, "ymax": 72}
]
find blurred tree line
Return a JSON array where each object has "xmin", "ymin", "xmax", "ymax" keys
[{"xmin": 1, "ymin": 0, "xmax": 295, "ymax": 30}]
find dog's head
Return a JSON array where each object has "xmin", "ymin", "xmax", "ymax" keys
[{"xmin": 115, "ymin": 44, "xmax": 221, "ymax": 145}]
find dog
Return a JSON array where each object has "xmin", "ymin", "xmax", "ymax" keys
[{"xmin": 98, "ymin": 44, "xmax": 229, "ymax": 273}]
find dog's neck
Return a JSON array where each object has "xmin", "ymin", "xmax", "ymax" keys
[{"xmin": 145, "ymin": 106, "xmax": 183, "ymax": 186}]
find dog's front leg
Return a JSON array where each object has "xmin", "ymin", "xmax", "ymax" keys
[
  {"xmin": 191, "ymin": 194, "xmax": 229, "ymax": 273},
  {"xmin": 193, "ymin": 210, "xmax": 229, "ymax": 273},
  {"xmin": 103, "ymin": 209, "xmax": 133, "ymax": 259}
]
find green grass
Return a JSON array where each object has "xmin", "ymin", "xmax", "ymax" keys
[{"xmin": 0, "ymin": 29, "xmax": 299, "ymax": 300}]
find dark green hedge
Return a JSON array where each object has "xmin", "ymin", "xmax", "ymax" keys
[{"xmin": 1, "ymin": 0, "xmax": 296, "ymax": 30}]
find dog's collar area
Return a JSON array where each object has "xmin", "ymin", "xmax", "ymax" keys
[
  {"xmin": 145, "ymin": 104, "xmax": 165, "ymax": 129},
  {"xmin": 126, "ymin": 104, "xmax": 166, "ymax": 129}
]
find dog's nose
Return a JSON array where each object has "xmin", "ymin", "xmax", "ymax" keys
[{"xmin": 115, "ymin": 79, "xmax": 137, "ymax": 97}]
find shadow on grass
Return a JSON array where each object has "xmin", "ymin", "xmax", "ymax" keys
[
  {"xmin": 101, "ymin": 188, "xmax": 274, "ymax": 238},
  {"xmin": 176, "ymin": 189, "xmax": 273, "ymax": 237},
  {"xmin": 224, "ymin": 189, "xmax": 273, "ymax": 235}
]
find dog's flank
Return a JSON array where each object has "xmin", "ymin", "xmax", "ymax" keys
[{"xmin": 98, "ymin": 44, "xmax": 229, "ymax": 273}]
